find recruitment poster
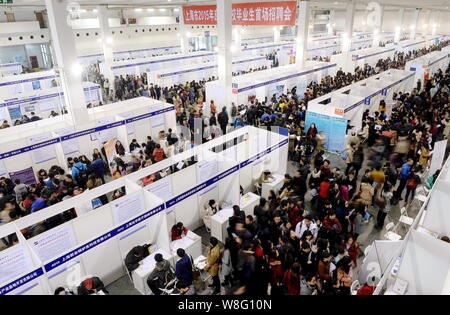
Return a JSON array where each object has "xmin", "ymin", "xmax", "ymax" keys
[
  {"xmin": 0, "ymin": 245, "xmax": 35, "ymax": 285},
  {"xmin": 111, "ymin": 191, "xmax": 145, "ymax": 225},
  {"xmin": 103, "ymin": 138, "xmax": 117, "ymax": 175},
  {"xmin": 9, "ymin": 167, "xmax": 37, "ymax": 185},
  {"xmin": 305, "ymin": 111, "xmax": 347, "ymax": 153},
  {"xmin": 28, "ymin": 133, "xmax": 57, "ymax": 164},
  {"xmin": 30, "ymin": 224, "xmax": 77, "ymax": 263}
]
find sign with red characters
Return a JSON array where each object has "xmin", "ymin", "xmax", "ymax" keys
[{"xmin": 183, "ymin": 1, "xmax": 297, "ymax": 26}]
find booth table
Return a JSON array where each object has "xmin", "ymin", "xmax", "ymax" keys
[
  {"xmin": 261, "ymin": 174, "xmax": 285, "ymax": 199},
  {"xmin": 170, "ymin": 231, "xmax": 202, "ymax": 261},
  {"xmin": 132, "ymin": 249, "xmax": 173, "ymax": 295},
  {"xmin": 240, "ymin": 192, "xmax": 260, "ymax": 217},
  {"xmin": 210, "ymin": 208, "xmax": 234, "ymax": 243}
]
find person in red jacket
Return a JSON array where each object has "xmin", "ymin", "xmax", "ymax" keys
[
  {"xmin": 283, "ymin": 262, "xmax": 301, "ymax": 295},
  {"xmin": 343, "ymin": 234, "xmax": 359, "ymax": 267},
  {"xmin": 171, "ymin": 222, "xmax": 188, "ymax": 241},
  {"xmin": 323, "ymin": 212, "xmax": 342, "ymax": 234},
  {"xmin": 319, "ymin": 179, "xmax": 331, "ymax": 200}
]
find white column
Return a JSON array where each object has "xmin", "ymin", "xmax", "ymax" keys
[
  {"xmin": 216, "ymin": 0, "xmax": 233, "ymax": 112},
  {"xmin": 273, "ymin": 26, "xmax": 281, "ymax": 43},
  {"xmin": 342, "ymin": 0, "xmax": 355, "ymax": 52},
  {"xmin": 178, "ymin": 6, "xmax": 190, "ymax": 54},
  {"xmin": 327, "ymin": 10, "xmax": 335, "ymax": 36},
  {"xmin": 410, "ymin": 9, "xmax": 420, "ymax": 40},
  {"xmin": 372, "ymin": 4, "xmax": 384, "ymax": 47},
  {"xmin": 394, "ymin": 8, "xmax": 405, "ymax": 44},
  {"xmin": 424, "ymin": 9, "xmax": 432, "ymax": 36},
  {"xmin": 97, "ymin": 5, "xmax": 115, "ymax": 97},
  {"xmin": 295, "ymin": 0, "xmax": 310, "ymax": 69},
  {"xmin": 233, "ymin": 26, "xmax": 242, "ymax": 50},
  {"xmin": 45, "ymin": 0, "xmax": 89, "ymax": 125},
  {"xmin": 431, "ymin": 11, "xmax": 439, "ymax": 36}
]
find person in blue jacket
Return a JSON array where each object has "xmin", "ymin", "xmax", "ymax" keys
[
  {"xmin": 71, "ymin": 157, "xmax": 88, "ymax": 181},
  {"xmin": 394, "ymin": 158, "xmax": 414, "ymax": 200},
  {"xmin": 175, "ymin": 248, "xmax": 193, "ymax": 286}
]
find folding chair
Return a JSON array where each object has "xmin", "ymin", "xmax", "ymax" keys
[
  {"xmin": 384, "ymin": 222, "xmax": 401, "ymax": 241},
  {"xmin": 398, "ymin": 207, "xmax": 414, "ymax": 232}
]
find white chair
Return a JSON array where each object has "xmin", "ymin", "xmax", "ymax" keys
[
  {"xmin": 384, "ymin": 222, "xmax": 401, "ymax": 241},
  {"xmin": 351, "ymin": 280, "xmax": 361, "ymax": 295},
  {"xmin": 364, "ymin": 245, "xmax": 372, "ymax": 257},
  {"xmin": 398, "ymin": 207, "xmax": 414, "ymax": 230}
]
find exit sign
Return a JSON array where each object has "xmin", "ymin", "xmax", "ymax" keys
[{"xmin": 0, "ymin": 0, "xmax": 13, "ymax": 3}]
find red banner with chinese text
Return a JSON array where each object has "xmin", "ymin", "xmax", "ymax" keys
[{"xmin": 182, "ymin": 1, "xmax": 297, "ymax": 26}]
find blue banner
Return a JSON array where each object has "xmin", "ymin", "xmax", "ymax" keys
[{"xmin": 305, "ymin": 111, "xmax": 347, "ymax": 153}]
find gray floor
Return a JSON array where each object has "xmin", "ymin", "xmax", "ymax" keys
[{"xmin": 105, "ymin": 146, "xmax": 424, "ymax": 295}]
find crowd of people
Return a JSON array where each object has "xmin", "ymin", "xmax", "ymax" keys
[
  {"xmin": 1, "ymin": 39, "xmax": 450, "ymax": 295},
  {"xmin": 0, "ymin": 128, "xmax": 192, "ymax": 247}
]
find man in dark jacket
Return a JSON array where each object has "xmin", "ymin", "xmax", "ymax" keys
[
  {"xmin": 125, "ymin": 244, "xmax": 150, "ymax": 273},
  {"xmin": 175, "ymin": 248, "xmax": 193, "ymax": 286},
  {"xmin": 91, "ymin": 153, "xmax": 106, "ymax": 183},
  {"xmin": 218, "ymin": 107, "xmax": 229, "ymax": 135}
]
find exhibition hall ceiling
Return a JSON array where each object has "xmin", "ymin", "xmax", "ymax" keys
[{"xmin": 2, "ymin": 0, "xmax": 450, "ymax": 11}]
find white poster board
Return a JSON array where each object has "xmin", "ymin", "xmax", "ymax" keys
[
  {"xmin": 97, "ymin": 117, "xmax": 117, "ymax": 144},
  {"xmin": 28, "ymin": 133, "xmax": 57, "ymax": 164},
  {"xmin": 38, "ymin": 98, "xmax": 57, "ymax": 112},
  {"xmin": 145, "ymin": 176, "xmax": 173, "ymax": 201},
  {"xmin": 29, "ymin": 224, "xmax": 77, "ymax": 263},
  {"xmin": 119, "ymin": 112, "xmax": 135, "ymax": 135},
  {"xmin": 150, "ymin": 104, "xmax": 165, "ymax": 127},
  {"xmin": 197, "ymin": 158, "xmax": 218, "ymax": 183},
  {"xmin": 0, "ymin": 245, "xmax": 35, "ymax": 285},
  {"xmin": 429, "ymin": 139, "xmax": 448, "ymax": 176},
  {"xmin": 111, "ymin": 191, "xmax": 145, "ymax": 225},
  {"xmin": 55, "ymin": 127, "xmax": 79, "ymax": 155}
]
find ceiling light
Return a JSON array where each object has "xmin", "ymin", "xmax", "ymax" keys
[
  {"xmin": 135, "ymin": 8, "xmax": 143, "ymax": 12},
  {"xmin": 147, "ymin": 8, "xmax": 155, "ymax": 12}
]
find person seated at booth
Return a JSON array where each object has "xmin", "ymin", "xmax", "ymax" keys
[
  {"xmin": 202, "ymin": 199, "xmax": 218, "ymax": 232},
  {"xmin": 258, "ymin": 170, "xmax": 274, "ymax": 185},
  {"xmin": 54, "ymin": 287, "xmax": 74, "ymax": 295},
  {"xmin": 125, "ymin": 244, "xmax": 152, "ymax": 273},
  {"xmin": 77, "ymin": 276, "xmax": 108, "ymax": 295},
  {"xmin": 171, "ymin": 222, "xmax": 188, "ymax": 241},
  {"xmin": 147, "ymin": 253, "xmax": 175, "ymax": 295},
  {"xmin": 129, "ymin": 139, "xmax": 141, "ymax": 152}
]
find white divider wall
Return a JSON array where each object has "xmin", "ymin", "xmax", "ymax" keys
[
  {"xmin": 0, "ymin": 175, "xmax": 169, "ymax": 295},
  {"xmin": 0, "ymin": 127, "xmax": 288, "ymax": 295}
]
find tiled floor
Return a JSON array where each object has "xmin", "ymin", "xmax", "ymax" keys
[{"xmin": 105, "ymin": 147, "xmax": 425, "ymax": 295}]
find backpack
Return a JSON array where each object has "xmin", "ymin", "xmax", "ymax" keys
[
  {"xmin": 406, "ymin": 177, "xmax": 417, "ymax": 189},
  {"xmin": 341, "ymin": 149, "xmax": 348, "ymax": 161},
  {"xmin": 74, "ymin": 165, "xmax": 88, "ymax": 182}
]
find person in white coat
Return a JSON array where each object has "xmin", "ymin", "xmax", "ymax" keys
[
  {"xmin": 295, "ymin": 215, "xmax": 318, "ymax": 240},
  {"xmin": 202, "ymin": 200, "xmax": 218, "ymax": 232}
]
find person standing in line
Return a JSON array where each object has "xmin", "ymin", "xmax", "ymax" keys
[
  {"xmin": 205, "ymin": 237, "xmax": 221, "ymax": 295},
  {"xmin": 218, "ymin": 107, "xmax": 229, "ymax": 136}
]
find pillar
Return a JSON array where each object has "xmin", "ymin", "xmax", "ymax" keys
[
  {"xmin": 216, "ymin": 0, "xmax": 233, "ymax": 113},
  {"xmin": 274, "ymin": 26, "xmax": 281, "ymax": 43},
  {"xmin": 372, "ymin": 4, "xmax": 384, "ymax": 47},
  {"xmin": 178, "ymin": 6, "xmax": 190, "ymax": 54},
  {"xmin": 410, "ymin": 9, "xmax": 420, "ymax": 40},
  {"xmin": 295, "ymin": 0, "xmax": 310, "ymax": 69},
  {"xmin": 45, "ymin": 0, "xmax": 89, "ymax": 124},
  {"xmin": 327, "ymin": 10, "xmax": 335, "ymax": 36},
  {"xmin": 342, "ymin": 0, "xmax": 355, "ymax": 52},
  {"xmin": 233, "ymin": 26, "xmax": 242, "ymax": 50},
  {"xmin": 97, "ymin": 5, "xmax": 115, "ymax": 98},
  {"xmin": 423, "ymin": 9, "xmax": 432, "ymax": 36},
  {"xmin": 394, "ymin": 8, "xmax": 405, "ymax": 44}
]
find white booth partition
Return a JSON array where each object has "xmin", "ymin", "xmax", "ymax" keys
[
  {"xmin": 0, "ymin": 124, "xmax": 287, "ymax": 295},
  {"xmin": 419, "ymin": 179, "xmax": 450, "ymax": 238},
  {"xmin": 0, "ymin": 97, "xmax": 176, "ymax": 179},
  {"xmin": 108, "ymin": 52, "xmax": 217, "ymax": 77},
  {"xmin": 0, "ymin": 222, "xmax": 50, "ymax": 295},
  {"xmin": 331, "ymin": 46, "xmax": 396, "ymax": 74},
  {"xmin": 0, "ymin": 174, "xmax": 171, "ymax": 295},
  {"xmin": 0, "ymin": 82, "xmax": 102, "ymax": 125},
  {"xmin": 382, "ymin": 230, "xmax": 450, "ymax": 295},
  {"xmin": 396, "ymin": 39, "xmax": 428, "ymax": 54},
  {"xmin": 206, "ymin": 61, "xmax": 337, "ymax": 113},
  {"xmin": 405, "ymin": 51, "xmax": 450, "ymax": 85},
  {"xmin": 0, "ymin": 70, "xmax": 59, "ymax": 96}
]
